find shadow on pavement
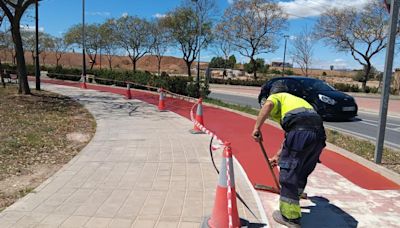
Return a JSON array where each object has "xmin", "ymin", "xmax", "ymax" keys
[{"xmin": 301, "ymin": 196, "xmax": 358, "ymax": 228}]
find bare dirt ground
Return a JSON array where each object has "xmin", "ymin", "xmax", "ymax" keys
[{"xmin": 0, "ymin": 85, "xmax": 96, "ymax": 211}]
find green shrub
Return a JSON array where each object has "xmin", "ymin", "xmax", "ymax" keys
[
  {"xmin": 333, "ymin": 83, "xmax": 360, "ymax": 92},
  {"xmin": 365, "ymin": 86, "xmax": 379, "ymax": 94},
  {"xmin": 352, "ymin": 72, "xmax": 365, "ymax": 82},
  {"xmin": 270, "ymin": 69, "xmax": 281, "ymax": 75},
  {"xmin": 209, "ymin": 76, "xmax": 277, "ymax": 87},
  {"xmin": 186, "ymin": 82, "xmax": 200, "ymax": 98}
]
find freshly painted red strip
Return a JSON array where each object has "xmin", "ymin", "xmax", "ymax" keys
[
  {"xmin": 38, "ymin": 79, "xmax": 399, "ymax": 190},
  {"xmin": 320, "ymin": 150, "xmax": 399, "ymax": 190}
]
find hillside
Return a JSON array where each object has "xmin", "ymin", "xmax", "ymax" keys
[{"xmin": 0, "ymin": 50, "xmax": 208, "ymax": 75}]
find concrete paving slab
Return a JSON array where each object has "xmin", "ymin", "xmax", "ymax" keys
[{"xmin": 0, "ymin": 83, "xmax": 265, "ymax": 227}]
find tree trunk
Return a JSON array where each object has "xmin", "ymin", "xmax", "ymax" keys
[
  {"xmin": 362, "ymin": 63, "xmax": 371, "ymax": 92},
  {"xmin": 89, "ymin": 61, "xmax": 95, "ymax": 70},
  {"xmin": 157, "ymin": 56, "xmax": 162, "ymax": 76},
  {"xmin": 305, "ymin": 65, "xmax": 308, "ymax": 77},
  {"xmin": 12, "ymin": 24, "xmax": 30, "ymax": 94},
  {"xmin": 133, "ymin": 59, "xmax": 137, "ymax": 72},
  {"xmin": 31, "ymin": 51, "xmax": 35, "ymax": 65},
  {"xmin": 186, "ymin": 60, "xmax": 192, "ymax": 78},
  {"xmin": 12, "ymin": 52, "xmax": 16, "ymax": 65},
  {"xmin": 107, "ymin": 55, "xmax": 112, "ymax": 70},
  {"xmin": 251, "ymin": 58, "xmax": 257, "ymax": 80},
  {"xmin": 56, "ymin": 56, "xmax": 61, "ymax": 67},
  {"xmin": 0, "ymin": 59, "xmax": 5, "ymax": 88}
]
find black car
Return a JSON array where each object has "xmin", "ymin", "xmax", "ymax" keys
[{"xmin": 258, "ymin": 76, "xmax": 358, "ymax": 120}]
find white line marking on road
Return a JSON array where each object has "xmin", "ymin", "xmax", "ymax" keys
[
  {"xmin": 361, "ymin": 118, "xmax": 400, "ymax": 128},
  {"xmin": 358, "ymin": 110, "xmax": 400, "ymax": 120},
  {"xmin": 358, "ymin": 120, "xmax": 379, "ymax": 127},
  {"xmin": 357, "ymin": 119, "xmax": 400, "ymax": 131}
]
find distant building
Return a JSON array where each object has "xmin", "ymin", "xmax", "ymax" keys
[{"xmin": 271, "ymin": 62, "xmax": 293, "ymax": 68}]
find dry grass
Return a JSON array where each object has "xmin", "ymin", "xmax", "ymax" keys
[{"xmin": 0, "ymin": 85, "xmax": 96, "ymax": 211}]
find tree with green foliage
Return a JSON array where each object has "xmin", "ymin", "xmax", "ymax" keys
[
  {"xmin": 353, "ymin": 65, "xmax": 379, "ymax": 83},
  {"xmin": 244, "ymin": 58, "xmax": 268, "ymax": 74},
  {"xmin": 150, "ymin": 18, "xmax": 171, "ymax": 76},
  {"xmin": 217, "ymin": 0, "xmax": 287, "ymax": 80},
  {"xmin": 162, "ymin": 2, "xmax": 214, "ymax": 78},
  {"xmin": 208, "ymin": 57, "xmax": 225, "ymax": 68},
  {"xmin": 315, "ymin": 0, "xmax": 389, "ymax": 92},
  {"xmin": 0, "ymin": 0, "xmax": 40, "ymax": 94},
  {"xmin": 209, "ymin": 55, "xmax": 237, "ymax": 69},
  {"xmin": 0, "ymin": 30, "xmax": 13, "ymax": 62},
  {"xmin": 99, "ymin": 20, "xmax": 118, "ymax": 70},
  {"xmin": 64, "ymin": 23, "xmax": 103, "ymax": 70},
  {"xmin": 227, "ymin": 55, "xmax": 236, "ymax": 69},
  {"xmin": 52, "ymin": 37, "xmax": 68, "ymax": 67},
  {"xmin": 110, "ymin": 16, "xmax": 155, "ymax": 72}
]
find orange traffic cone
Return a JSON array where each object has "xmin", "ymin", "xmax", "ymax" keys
[
  {"xmin": 126, "ymin": 83, "xmax": 132, "ymax": 99},
  {"xmin": 158, "ymin": 88, "xmax": 166, "ymax": 111},
  {"xmin": 203, "ymin": 142, "xmax": 243, "ymax": 228},
  {"xmin": 190, "ymin": 98, "xmax": 204, "ymax": 134},
  {"xmin": 80, "ymin": 75, "xmax": 87, "ymax": 89}
]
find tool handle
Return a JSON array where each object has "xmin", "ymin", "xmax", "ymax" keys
[{"xmin": 258, "ymin": 140, "xmax": 281, "ymax": 191}]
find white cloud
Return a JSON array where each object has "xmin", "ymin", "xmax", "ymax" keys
[
  {"xmin": 121, "ymin": 12, "xmax": 128, "ymax": 18},
  {"xmin": 278, "ymin": 0, "xmax": 370, "ymax": 19},
  {"xmin": 153, "ymin": 13, "xmax": 166, "ymax": 18},
  {"xmin": 86, "ymin": 11, "xmax": 111, "ymax": 17},
  {"xmin": 227, "ymin": 0, "xmax": 234, "ymax": 4},
  {"xmin": 21, "ymin": 25, "xmax": 44, "ymax": 32}
]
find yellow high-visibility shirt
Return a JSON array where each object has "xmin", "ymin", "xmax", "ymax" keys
[{"xmin": 267, "ymin": 92, "xmax": 313, "ymax": 123}]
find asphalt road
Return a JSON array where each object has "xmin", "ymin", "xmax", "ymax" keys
[{"xmin": 209, "ymin": 92, "xmax": 400, "ymax": 150}]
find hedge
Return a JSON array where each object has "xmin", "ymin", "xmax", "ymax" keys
[{"xmin": 46, "ymin": 66, "xmax": 209, "ymax": 98}]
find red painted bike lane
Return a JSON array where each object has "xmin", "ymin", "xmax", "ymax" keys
[{"xmin": 40, "ymin": 79, "xmax": 400, "ymax": 191}]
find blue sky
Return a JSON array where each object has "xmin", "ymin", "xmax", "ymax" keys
[{"xmin": 3, "ymin": 0, "xmax": 397, "ymax": 71}]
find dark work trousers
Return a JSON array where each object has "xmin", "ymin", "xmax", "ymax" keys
[{"xmin": 278, "ymin": 128, "xmax": 326, "ymax": 218}]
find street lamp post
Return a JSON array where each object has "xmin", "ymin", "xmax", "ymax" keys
[
  {"xmin": 282, "ymin": 35, "xmax": 289, "ymax": 77},
  {"xmin": 81, "ymin": 0, "xmax": 87, "ymax": 82},
  {"xmin": 35, "ymin": 0, "xmax": 40, "ymax": 90},
  {"xmin": 374, "ymin": 0, "xmax": 399, "ymax": 163},
  {"xmin": 192, "ymin": 0, "xmax": 201, "ymax": 95}
]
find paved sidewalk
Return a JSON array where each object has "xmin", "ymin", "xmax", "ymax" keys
[
  {"xmin": 261, "ymin": 163, "xmax": 400, "ymax": 228},
  {"xmin": 0, "ymin": 84, "xmax": 265, "ymax": 227}
]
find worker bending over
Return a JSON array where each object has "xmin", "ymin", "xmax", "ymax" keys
[{"xmin": 252, "ymin": 81, "xmax": 326, "ymax": 228}]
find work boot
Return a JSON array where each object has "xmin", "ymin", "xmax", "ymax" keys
[{"xmin": 272, "ymin": 210, "xmax": 301, "ymax": 228}]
